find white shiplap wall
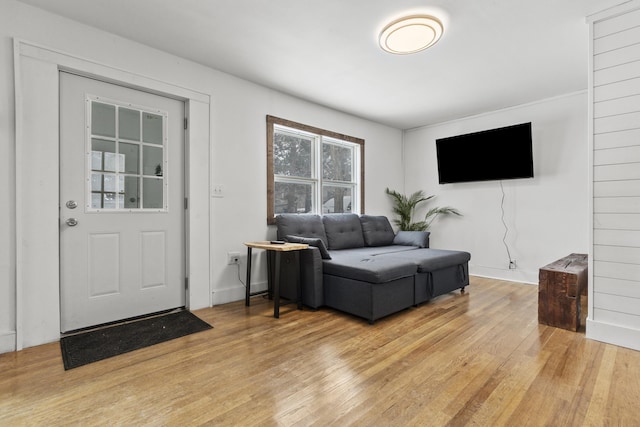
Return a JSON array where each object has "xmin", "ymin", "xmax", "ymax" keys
[{"xmin": 588, "ymin": 1, "xmax": 640, "ymax": 351}]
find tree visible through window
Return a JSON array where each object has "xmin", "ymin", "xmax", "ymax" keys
[{"xmin": 267, "ymin": 116, "xmax": 364, "ymax": 224}]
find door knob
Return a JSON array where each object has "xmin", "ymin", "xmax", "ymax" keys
[
  {"xmin": 66, "ymin": 200, "xmax": 78, "ymax": 209},
  {"xmin": 66, "ymin": 218, "xmax": 78, "ymax": 227}
]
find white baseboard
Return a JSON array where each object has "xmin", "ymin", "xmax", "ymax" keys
[
  {"xmin": 470, "ymin": 266, "xmax": 537, "ymax": 284},
  {"xmin": 211, "ymin": 281, "xmax": 268, "ymax": 305},
  {"xmin": 587, "ymin": 318, "xmax": 640, "ymax": 351},
  {"xmin": 0, "ymin": 331, "xmax": 16, "ymax": 354}
]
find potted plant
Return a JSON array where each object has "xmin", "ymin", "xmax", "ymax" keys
[{"xmin": 385, "ymin": 188, "xmax": 461, "ymax": 231}]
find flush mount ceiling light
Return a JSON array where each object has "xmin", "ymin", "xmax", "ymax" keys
[{"xmin": 379, "ymin": 15, "xmax": 443, "ymax": 54}]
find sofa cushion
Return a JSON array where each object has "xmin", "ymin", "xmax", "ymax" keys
[
  {"xmin": 285, "ymin": 235, "xmax": 331, "ymax": 259},
  {"xmin": 276, "ymin": 214, "xmax": 328, "ymax": 247},
  {"xmin": 383, "ymin": 248, "xmax": 471, "ymax": 272},
  {"xmin": 360, "ymin": 215, "xmax": 395, "ymax": 247},
  {"xmin": 393, "ymin": 231, "xmax": 431, "ymax": 248},
  {"xmin": 323, "ymin": 253, "xmax": 416, "ymax": 284},
  {"xmin": 322, "ymin": 214, "xmax": 365, "ymax": 250}
]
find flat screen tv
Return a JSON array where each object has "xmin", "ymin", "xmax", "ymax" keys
[{"xmin": 436, "ymin": 122, "xmax": 534, "ymax": 184}]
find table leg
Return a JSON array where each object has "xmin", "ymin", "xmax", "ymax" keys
[
  {"xmin": 266, "ymin": 250, "xmax": 273, "ymax": 299},
  {"xmin": 273, "ymin": 251, "xmax": 281, "ymax": 318},
  {"xmin": 295, "ymin": 251, "xmax": 302, "ymax": 310},
  {"xmin": 245, "ymin": 246, "xmax": 252, "ymax": 306}
]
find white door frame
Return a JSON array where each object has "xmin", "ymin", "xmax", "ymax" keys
[{"xmin": 13, "ymin": 39, "xmax": 212, "ymax": 350}]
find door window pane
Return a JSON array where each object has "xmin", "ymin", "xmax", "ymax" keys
[
  {"xmin": 143, "ymin": 146, "xmax": 164, "ymax": 176},
  {"xmin": 274, "ymin": 182, "xmax": 314, "ymax": 214},
  {"xmin": 91, "ymin": 139, "xmax": 115, "ymax": 171},
  {"xmin": 104, "ymin": 153, "xmax": 118, "ymax": 172},
  {"xmin": 91, "ymin": 193, "xmax": 101, "ymax": 209},
  {"xmin": 103, "ymin": 174, "xmax": 117, "ymax": 192},
  {"xmin": 103, "ymin": 193, "xmax": 117, "ymax": 209},
  {"xmin": 119, "ymin": 142, "xmax": 140, "ymax": 174},
  {"xmin": 91, "ymin": 173, "xmax": 103, "ymax": 192},
  {"xmin": 124, "ymin": 176, "xmax": 140, "ymax": 208},
  {"xmin": 91, "ymin": 102, "xmax": 116, "ymax": 137},
  {"xmin": 91, "ymin": 151, "xmax": 103, "ymax": 170},
  {"xmin": 119, "ymin": 107, "xmax": 140, "ymax": 141},
  {"xmin": 143, "ymin": 178, "xmax": 163, "ymax": 209},
  {"xmin": 143, "ymin": 112, "xmax": 163, "ymax": 145}
]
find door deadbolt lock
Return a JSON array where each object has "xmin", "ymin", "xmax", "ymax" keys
[
  {"xmin": 65, "ymin": 218, "xmax": 78, "ymax": 227},
  {"xmin": 66, "ymin": 200, "xmax": 78, "ymax": 209}
]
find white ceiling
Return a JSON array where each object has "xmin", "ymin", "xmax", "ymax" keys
[{"xmin": 18, "ymin": 0, "xmax": 623, "ymax": 129}]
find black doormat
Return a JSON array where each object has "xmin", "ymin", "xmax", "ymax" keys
[{"xmin": 60, "ymin": 310, "xmax": 212, "ymax": 370}]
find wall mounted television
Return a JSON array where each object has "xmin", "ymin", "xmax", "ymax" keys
[{"xmin": 436, "ymin": 122, "xmax": 534, "ymax": 184}]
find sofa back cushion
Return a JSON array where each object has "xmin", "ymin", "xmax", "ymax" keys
[
  {"xmin": 322, "ymin": 214, "xmax": 365, "ymax": 250},
  {"xmin": 276, "ymin": 214, "xmax": 328, "ymax": 247},
  {"xmin": 359, "ymin": 215, "xmax": 395, "ymax": 246}
]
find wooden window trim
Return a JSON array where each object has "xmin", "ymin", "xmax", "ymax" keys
[{"xmin": 267, "ymin": 115, "xmax": 365, "ymax": 225}]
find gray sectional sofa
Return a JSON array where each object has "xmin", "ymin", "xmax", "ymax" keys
[{"xmin": 273, "ymin": 213, "xmax": 471, "ymax": 323}]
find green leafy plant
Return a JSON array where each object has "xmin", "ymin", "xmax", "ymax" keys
[{"xmin": 385, "ymin": 188, "xmax": 461, "ymax": 231}]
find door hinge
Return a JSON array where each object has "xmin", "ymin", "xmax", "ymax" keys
[
  {"xmin": 184, "ymin": 197, "xmax": 188, "ymax": 210},
  {"xmin": 185, "ymin": 277, "xmax": 189, "ymax": 291},
  {"xmin": 184, "ymin": 117, "xmax": 188, "ymax": 130}
]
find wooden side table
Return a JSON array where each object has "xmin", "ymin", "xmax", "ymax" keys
[
  {"xmin": 244, "ymin": 241, "xmax": 308, "ymax": 318},
  {"xmin": 538, "ymin": 253, "xmax": 588, "ymax": 331}
]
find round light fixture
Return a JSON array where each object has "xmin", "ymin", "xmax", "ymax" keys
[{"xmin": 379, "ymin": 15, "xmax": 443, "ymax": 54}]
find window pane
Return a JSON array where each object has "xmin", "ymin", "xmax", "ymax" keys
[
  {"xmin": 143, "ymin": 146, "xmax": 164, "ymax": 176},
  {"xmin": 323, "ymin": 143, "xmax": 352, "ymax": 181},
  {"xmin": 91, "ymin": 102, "xmax": 115, "ymax": 137},
  {"xmin": 103, "ymin": 193, "xmax": 117, "ymax": 209},
  {"xmin": 119, "ymin": 142, "xmax": 140, "ymax": 174},
  {"xmin": 91, "ymin": 193, "xmax": 101, "ymax": 209},
  {"xmin": 91, "ymin": 173, "xmax": 103, "ymax": 192},
  {"xmin": 118, "ymin": 107, "xmax": 140, "ymax": 141},
  {"xmin": 274, "ymin": 132, "xmax": 312, "ymax": 178},
  {"xmin": 103, "ymin": 174, "xmax": 117, "ymax": 192},
  {"xmin": 143, "ymin": 178, "xmax": 163, "ymax": 209},
  {"xmin": 124, "ymin": 176, "xmax": 140, "ymax": 208},
  {"xmin": 91, "ymin": 151, "xmax": 103, "ymax": 171},
  {"xmin": 143, "ymin": 112, "xmax": 163, "ymax": 145},
  {"xmin": 274, "ymin": 182, "xmax": 313, "ymax": 214},
  {"xmin": 91, "ymin": 139, "xmax": 115, "ymax": 171},
  {"xmin": 322, "ymin": 186, "xmax": 352, "ymax": 214}
]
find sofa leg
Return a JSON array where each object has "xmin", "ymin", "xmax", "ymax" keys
[{"xmin": 461, "ymin": 287, "xmax": 466, "ymax": 294}]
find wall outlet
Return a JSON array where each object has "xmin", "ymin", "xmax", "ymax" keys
[
  {"xmin": 227, "ymin": 251, "xmax": 240, "ymax": 265},
  {"xmin": 509, "ymin": 260, "xmax": 517, "ymax": 269}
]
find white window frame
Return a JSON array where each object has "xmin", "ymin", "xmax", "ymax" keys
[{"xmin": 267, "ymin": 115, "xmax": 364, "ymax": 224}]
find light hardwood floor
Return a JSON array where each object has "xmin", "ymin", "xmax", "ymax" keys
[{"xmin": 1, "ymin": 276, "xmax": 638, "ymax": 426}]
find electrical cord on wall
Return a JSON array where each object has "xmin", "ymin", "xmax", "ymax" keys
[
  {"xmin": 500, "ymin": 181, "xmax": 515, "ymax": 268},
  {"xmin": 236, "ymin": 262, "xmax": 246, "ymax": 287}
]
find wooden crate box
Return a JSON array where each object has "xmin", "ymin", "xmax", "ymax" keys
[{"xmin": 538, "ymin": 253, "xmax": 588, "ymax": 331}]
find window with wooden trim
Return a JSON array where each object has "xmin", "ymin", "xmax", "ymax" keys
[{"xmin": 267, "ymin": 115, "xmax": 364, "ymax": 225}]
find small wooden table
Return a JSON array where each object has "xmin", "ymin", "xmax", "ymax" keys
[
  {"xmin": 244, "ymin": 241, "xmax": 308, "ymax": 318},
  {"xmin": 538, "ymin": 253, "xmax": 588, "ymax": 331}
]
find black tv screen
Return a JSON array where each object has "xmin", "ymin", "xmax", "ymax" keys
[{"xmin": 436, "ymin": 122, "xmax": 534, "ymax": 184}]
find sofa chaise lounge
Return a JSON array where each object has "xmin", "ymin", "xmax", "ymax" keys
[{"xmin": 273, "ymin": 213, "xmax": 471, "ymax": 323}]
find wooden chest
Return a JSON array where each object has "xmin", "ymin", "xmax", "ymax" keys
[{"xmin": 538, "ymin": 253, "xmax": 588, "ymax": 331}]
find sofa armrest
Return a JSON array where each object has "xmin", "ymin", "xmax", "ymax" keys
[
  {"xmin": 299, "ymin": 246, "xmax": 324, "ymax": 308},
  {"xmin": 272, "ymin": 246, "xmax": 324, "ymax": 309}
]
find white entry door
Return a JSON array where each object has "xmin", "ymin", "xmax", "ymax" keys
[{"xmin": 59, "ymin": 72, "xmax": 186, "ymax": 332}]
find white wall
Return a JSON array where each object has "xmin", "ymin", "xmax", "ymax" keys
[
  {"xmin": 0, "ymin": 0, "xmax": 403, "ymax": 352},
  {"xmin": 403, "ymin": 92, "xmax": 589, "ymax": 284}
]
